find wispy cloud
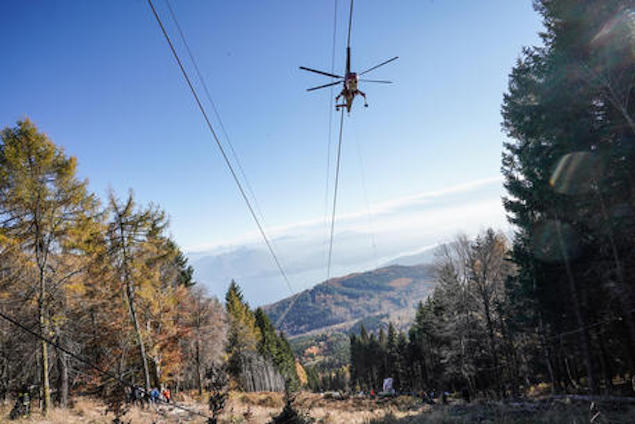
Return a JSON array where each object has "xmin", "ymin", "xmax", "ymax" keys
[{"xmin": 187, "ymin": 176, "xmax": 504, "ymax": 253}]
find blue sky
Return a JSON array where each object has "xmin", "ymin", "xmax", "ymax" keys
[{"xmin": 0, "ymin": 1, "xmax": 543, "ymax": 304}]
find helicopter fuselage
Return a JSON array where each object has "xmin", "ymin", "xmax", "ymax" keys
[
  {"xmin": 337, "ymin": 71, "xmax": 365, "ymax": 112},
  {"xmin": 344, "ymin": 72, "xmax": 359, "ymax": 91}
]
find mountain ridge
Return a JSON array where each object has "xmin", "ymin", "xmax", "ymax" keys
[{"xmin": 263, "ymin": 264, "xmax": 436, "ymax": 337}]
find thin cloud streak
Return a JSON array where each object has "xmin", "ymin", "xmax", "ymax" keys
[{"xmin": 186, "ymin": 176, "xmax": 504, "ymax": 253}]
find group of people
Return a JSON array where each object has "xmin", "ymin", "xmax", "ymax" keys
[
  {"xmin": 419, "ymin": 389, "xmax": 452, "ymax": 405},
  {"xmin": 151, "ymin": 387, "xmax": 171, "ymax": 403},
  {"xmin": 129, "ymin": 386, "xmax": 171, "ymax": 406}
]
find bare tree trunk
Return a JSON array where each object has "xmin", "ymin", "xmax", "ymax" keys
[
  {"xmin": 152, "ymin": 352, "xmax": 162, "ymax": 389},
  {"xmin": 195, "ymin": 337, "xmax": 202, "ymax": 395},
  {"xmin": 556, "ymin": 222, "xmax": 596, "ymax": 394},
  {"xmin": 38, "ymin": 273, "xmax": 51, "ymax": 415},
  {"xmin": 119, "ymin": 218, "xmax": 151, "ymax": 392},
  {"xmin": 54, "ymin": 300, "xmax": 69, "ymax": 408},
  {"xmin": 595, "ymin": 186, "xmax": 635, "ymax": 369},
  {"xmin": 125, "ymin": 285, "xmax": 151, "ymax": 391},
  {"xmin": 482, "ymin": 294, "xmax": 502, "ymax": 397},
  {"xmin": 56, "ymin": 344, "xmax": 69, "ymax": 408},
  {"xmin": 538, "ymin": 318, "xmax": 557, "ymax": 394}
]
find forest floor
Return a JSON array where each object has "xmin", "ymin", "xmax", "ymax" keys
[{"xmin": 1, "ymin": 391, "xmax": 634, "ymax": 423}]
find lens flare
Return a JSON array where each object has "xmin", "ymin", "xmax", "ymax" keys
[
  {"xmin": 591, "ymin": 8, "xmax": 635, "ymax": 59},
  {"xmin": 531, "ymin": 220, "xmax": 582, "ymax": 263},
  {"xmin": 550, "ymin": 152, "xmax": 603, "ymax": 195}
]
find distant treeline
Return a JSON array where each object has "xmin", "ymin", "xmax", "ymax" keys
[
  {"xmin": 349, "ymin": 230, "xmax": 515, "ymax": 396},
  {"xmin": 224, "ymin": 281, "xmax": 301, "ymax": 392}
]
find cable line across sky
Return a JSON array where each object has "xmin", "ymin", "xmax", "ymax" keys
[{"xmin": 145, "ymin": 0, "xmax": 296, "ymax": 306}]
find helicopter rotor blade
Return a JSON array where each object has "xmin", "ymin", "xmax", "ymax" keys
[
  {"xmin": 359, "ymin": 56, "xmax": 399, "ymax": 76},
  {"xmin": 306, "ymin": 80, "xmax": 343, "ymax": 92},
  {"xmin": 359, "ymin": 79, "xmax": 393, "ymax": 84},
  {"xmin": 299, "ymin": 66, "xmax": 343, "ymax": 79}
]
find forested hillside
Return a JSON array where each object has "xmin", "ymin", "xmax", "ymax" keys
[
  {"xmin": 264, "ymin": 265, "xmax": 436, "ymax": 337},
  {"xmin": 0, "ymin": 120, "xmax": 227, "ymax": 412}
]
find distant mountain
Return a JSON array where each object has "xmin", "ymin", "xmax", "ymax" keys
[
  {"xmin": 383, "ymin": 246, "xmax": 438, "ymax": 267},
  {"xmin": 263, "ymin": 264, "xmax": 436, "ymax": 337}
]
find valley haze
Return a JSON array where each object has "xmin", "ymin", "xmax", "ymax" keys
[{"xmin": 189, "ymin": 176, "xmax": 508, "ymax": 305}]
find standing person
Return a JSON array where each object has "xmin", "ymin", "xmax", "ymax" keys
[
  {"xmin": 441, "ymin": 391, "xmax": 449, "ymax": 404},
  {"xmin": 131, "ymin": 386, "xmax": 142, "ymax": 407},
  {"xmin": 461, "ymin": 387, "xmax": 470, "ymax": 403},
  {"xmin": 150, "ymin": 387, "xmax": 160, "ymax": 403},
  {"xmin": 10, "ymin": 386, "xmax": 31, "ymax": 419},
  {"xmin": 162, "ymin": 387, "xmax": 171, "ymax": 403}
]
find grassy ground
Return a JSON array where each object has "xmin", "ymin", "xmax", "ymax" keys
[
  {"xmin": 0, "ymin": 392, "xmax": 633, "ymax": 423},
  {"xmin": 0, "ymin": 392, "xmax": 420, "ymax": 424},
  {"xmin": 366, "ymin": 398, "xmax": 635, "ymax": 424}
]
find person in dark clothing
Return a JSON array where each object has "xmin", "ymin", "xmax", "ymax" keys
[
  {"xmin": 461, "ymin": 387, "xmax": 470, "ymax": 403},
  {"xmin": 9, "ymin": 386, "xmax": 30, "ymax": 420},
  {"xmin": 441, "ymin": 391, "xmax": 449, "ymax": 404},
  {"xmin": 150, "ymin": 387, "xmax": 160, "ymax": 403}
]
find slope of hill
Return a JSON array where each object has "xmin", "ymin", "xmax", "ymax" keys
[{"xmin": 263, "ymin": 264, "xmax": 435, "ymax": 337}]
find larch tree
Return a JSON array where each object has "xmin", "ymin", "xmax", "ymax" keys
[
  {"xmin": 0, "ymin": 119, "xmax": 99, "ymax": 414},
  {"xmin": 106, "ymin": 191, "xmax": 167, "ymax": 391}
]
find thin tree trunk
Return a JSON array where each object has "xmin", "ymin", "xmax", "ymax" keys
[
  {"xmin": 119, "ymin": 218, "xmax": 151, "ymax": 392},
  {"xmin": 556, "ymin": 222, "xmax": 596, "ymax": 394},
  {"xmin": 91, "ymin": 310, "xmax": 101, "ymax": 366},
  {"xmin": 195, "ymin": 337, "xmax": 202, "ymax": 395},
  {"xmin": 595, "ymin": 186, "xmax": 635, "ymax": 369},
  {"xmin": 482, "ymin": 293, "xmax": 502, "ymax": 397},
  {"xmin": 56, "ymin": 344, "xmax": 69, "ymax": 408},
  {"xmin": 126, "ymin": 285, "xmax": 151, "ymax": 391},
  {"xmin": 538, "ymin": 318, "xmax": 557, "ymax": 394},
  {"xmin": 54, "ymin": 300, "xmax": 69, "ymax": 408},
  {"xmin": 38, "ymin": 272, "xmax": 51, "ymax": 415}
]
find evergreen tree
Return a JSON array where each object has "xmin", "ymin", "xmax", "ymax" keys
[
  {"xmin": 502, "ymin": 0, "xmax": 635, "ymax": 394},
  {"xmin": 274, "ymin": 331, "xmax": 301, "ymax": 390},
  {"xmin": 224, "ymin": 281, "xmax": 258, "ymax": 380},
  {"xmin": 255, "ymin": 307, "xmax": 279, "ymax": 359}
]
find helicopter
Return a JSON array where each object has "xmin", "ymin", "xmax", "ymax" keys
[{"xmin": 300, "ymin": 46, "xmax": 398, "ymax": 113}]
